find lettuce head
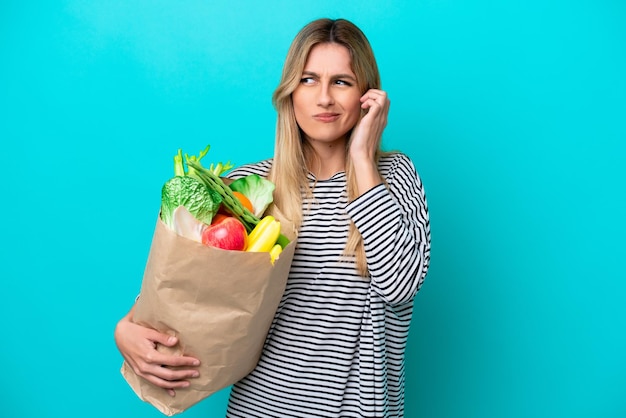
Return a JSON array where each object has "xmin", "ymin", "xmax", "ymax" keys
[{"xmin": 229, "ymin": 174, "xmax": 275, "ymax": 217}]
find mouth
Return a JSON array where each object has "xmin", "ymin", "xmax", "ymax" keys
[{"xmin": 313, "ymin": 113, "xmax": 340, "ymax": 123}]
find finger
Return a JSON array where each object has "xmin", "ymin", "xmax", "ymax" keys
[
  {"xmin": 134, "ymin": 363, "xmax": 200, "ymax": 389},
  {"xmin": 151, "ymin": 363, "xmax": 199, "ymax": 382},
  {"xmin": 360, "ymin": 89, "xmax": 386, "ymax": 103},
  {"xmin": 139, "ymin": 369, "xmax": 194, "ymax": 390},
  {"xmin": 168, "ymin": 354, "xmax": 201, "ymax": 368},
  {"xmin": 146, "ymin": 329, "xmax": 179, "ymax": 347},
  {"xmin": 144, "ymin": 349, "xmax": 200, "ymax": 369},
  {"xmin": 360, "ymin": 95, "xmax": 388, "ymax": 113}
]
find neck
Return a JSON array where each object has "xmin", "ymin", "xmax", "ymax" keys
[{"xmin": 305, "ymin": 139, "xmax": 347, "ymax": 179}]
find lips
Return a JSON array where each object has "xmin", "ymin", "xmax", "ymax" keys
[{"xmin": 313, "ymin": 113, "xmax": 340, "ymax": 123}]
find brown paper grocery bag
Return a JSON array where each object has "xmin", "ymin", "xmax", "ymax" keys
[{"xmin": 121, "ymin": 214, "xmax": 296, "ymax": 416}]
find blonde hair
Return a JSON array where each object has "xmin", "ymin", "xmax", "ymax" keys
[{"xmin": 269, "ymin": 18, "xmax": 383, "ymax": 276}]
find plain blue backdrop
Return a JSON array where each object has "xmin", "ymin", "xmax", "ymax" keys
[{"xmin": 1, "ymin": 1, "xmax": 624, "ymax": 417}]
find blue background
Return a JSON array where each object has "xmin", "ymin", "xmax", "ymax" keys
[{"xmin": 1, "ymin": 1, "xmax": 624, "ymax": 417}]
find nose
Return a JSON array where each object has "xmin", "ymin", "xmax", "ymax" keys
[{"xmin": 317, "ymin": 83, "xmax": 334, "ymax": 107}]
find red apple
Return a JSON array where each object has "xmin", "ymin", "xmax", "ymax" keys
[{"xmin": 201, "ymin": 216, "xmax": 247, "ymax": 250}]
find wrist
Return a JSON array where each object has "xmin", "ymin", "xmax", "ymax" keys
[{"xmin": 352, "ymin": 159, "xmax": 382, "ymax": 196}]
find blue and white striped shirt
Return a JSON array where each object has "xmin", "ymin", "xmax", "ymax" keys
[{"xmin": 225, "ymin": 152, "xmax": 431, "ymax": 418}]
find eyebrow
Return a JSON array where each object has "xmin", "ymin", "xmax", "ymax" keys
[{"xmin": 302, "ymin": 70, "xmax": 357, "ymax": 82}]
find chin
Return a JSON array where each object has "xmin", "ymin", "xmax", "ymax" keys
[{"xmin": 302, "ymin": 131, "xmax": 351, "ymax": 145}]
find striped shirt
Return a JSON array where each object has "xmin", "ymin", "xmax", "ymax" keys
[{"xmin": 225, "ymin": 152, "xmax": 431, "ymax": 417}]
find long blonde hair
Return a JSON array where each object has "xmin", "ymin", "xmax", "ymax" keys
[{"xmin": 269, "ymin": 18, "xmax": 383, "ymax": 276}]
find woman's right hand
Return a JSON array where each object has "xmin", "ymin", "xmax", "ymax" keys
[{"xmin": 114, "ymin": 308, "xmax": 200, "ymax": 396}]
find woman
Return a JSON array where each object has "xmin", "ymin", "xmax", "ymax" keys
[{"xmin": 115, "ymin": 18, "xmax": 431, "ymax": 417}]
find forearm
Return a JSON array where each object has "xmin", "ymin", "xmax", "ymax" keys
[
  {"xmin": 347, "ymin": 185, "xmax": 428, "ymax": 305},
  {"xmin": 347, "ymin": 153, "xmax": 431, "ymax": 305}
]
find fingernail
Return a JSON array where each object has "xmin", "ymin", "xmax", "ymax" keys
[
  {"xmin": 192, "ymin": 360, "xmax": 200, "ymax": 366},
  {"xmin": 192, "ymin": 371, "xmax": 199, "ymax": 377},
  {"xmin": 168, "ymin": 336, "xmax": 177, "ymax": 344}
]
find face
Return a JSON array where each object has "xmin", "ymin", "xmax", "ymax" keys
[{"xmin": 292, "ymin": 43, "xmax": 362, "ymax": 148}]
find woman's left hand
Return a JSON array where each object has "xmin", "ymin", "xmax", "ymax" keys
[
  {"xmin": 349, "ymin": 89, "xmax": 390, "ymax": 195},
  {"xmin": 349, "ymin": 89, "xmax": 390, "ymax": 162}
]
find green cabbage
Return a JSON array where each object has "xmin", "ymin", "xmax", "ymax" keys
[
  {"xmin": 160, "ymin": 176, "xmax": 222, "ymax": 229},
  {"xmin": 229, "ymin": 174, "xmax": 275, "ymax": 217},
  {"xmin": 160, "ymin": 148, "xmax": 222, "ymax": 229}
]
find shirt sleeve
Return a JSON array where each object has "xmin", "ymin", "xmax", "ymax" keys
[{"xmin": 345, "ymin": 153, "xmax": 431, "ymax": 306}]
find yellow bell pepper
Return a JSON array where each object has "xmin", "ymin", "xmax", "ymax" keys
[
  {"xmin": 269, "ymin": 244, "xmax": 283, "ymax": 264},
  {"xmin": 246, "ymin": 216, "xmax": 281, "ymax": 253}
]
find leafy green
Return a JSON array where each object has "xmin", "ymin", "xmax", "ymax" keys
[
  {"xmin": 160, "ymin": 176, "xmax": 222, "ymax": 229},
  {"xmin": 228, "ymin": 174, "xmax": 275, "ymax": 217},
  {"xmin": 184, "ymin": 145, "xmax": 234, "ymax": 178},
  {"xmin": 160, "ymin": 147, "xmax": 223, "ymax": 229}
]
